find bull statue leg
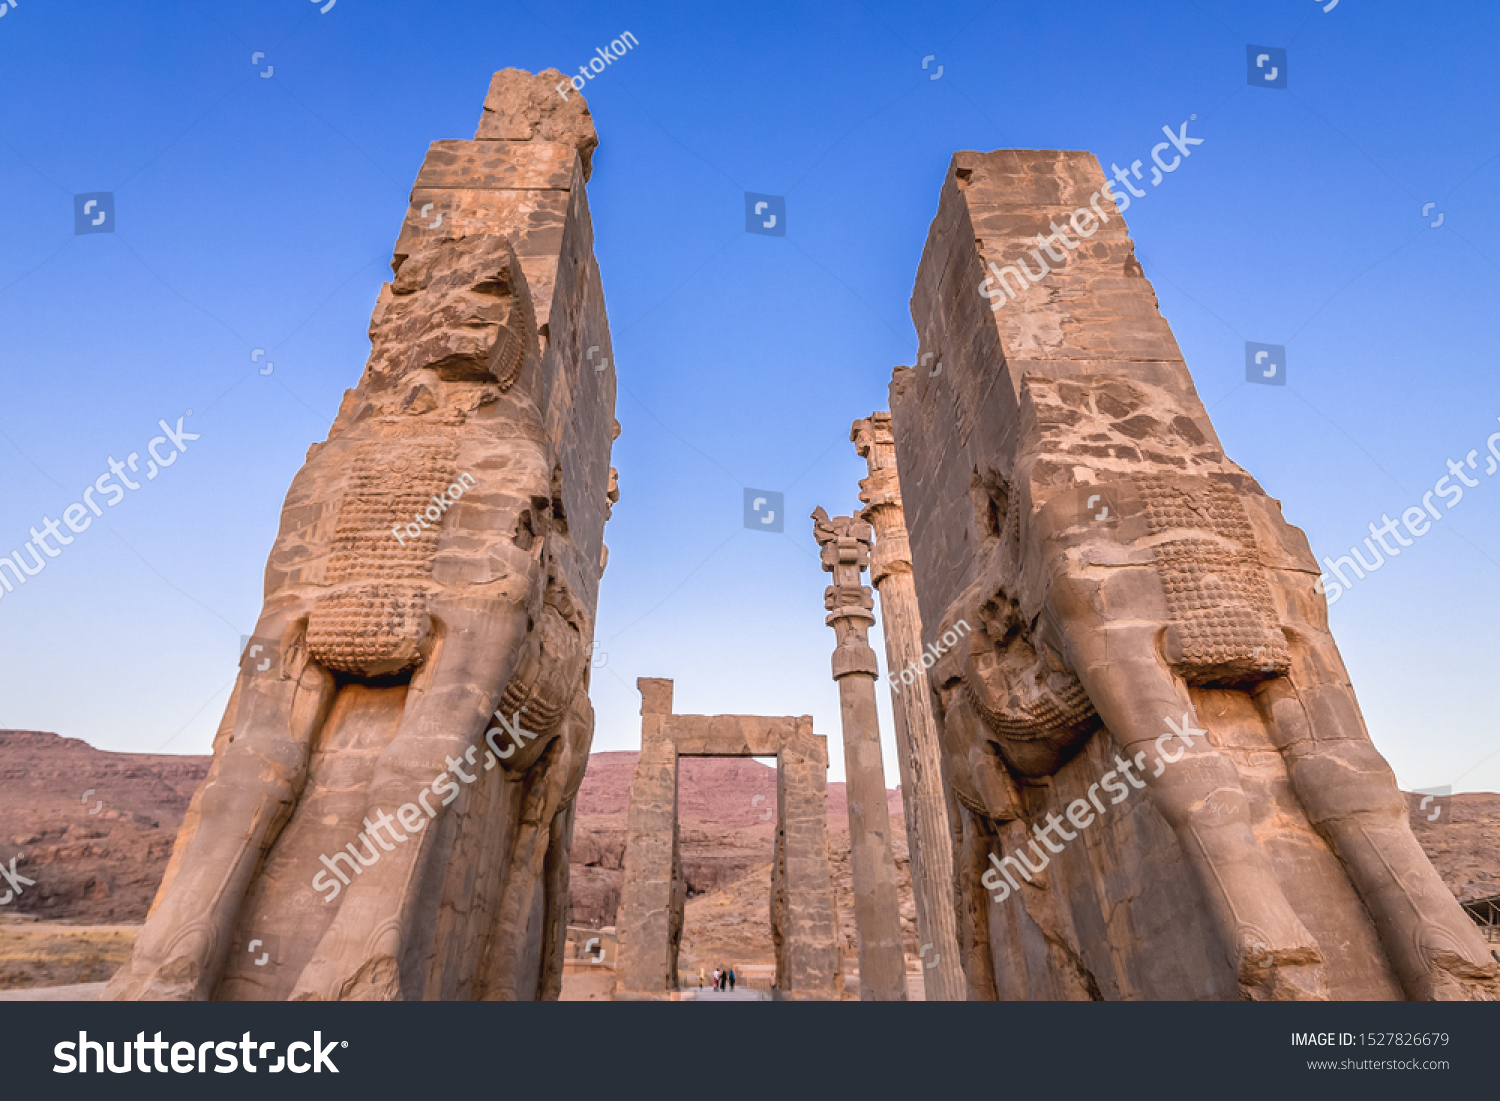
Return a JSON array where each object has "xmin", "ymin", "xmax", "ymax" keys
[
  {"xmin": 102, "ymin": 609, "xmax": 336, "ymax": 1001},
  {"xmin": 286, "ymin": 590, "xmax": 537, "ymax": 1001},
  {"xmin": 1050, "ymin": 609, "xmax": 1326, "ymax": 999},
  {"xmin": 922, "ymin": 371, "xmax": 1497, "ymax": 1000},
  {"xmin": 1255, "ymin": 642, "xmax": 1499, "ymax": 1000}
]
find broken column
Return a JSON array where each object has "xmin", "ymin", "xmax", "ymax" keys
[
  {"xmin": 851, "ymin": 412, "xmax": 964, "ymax": 1001},
  {"xmin": 811, "ymin": 508, "xmax": 908, "ymax": 1001}
]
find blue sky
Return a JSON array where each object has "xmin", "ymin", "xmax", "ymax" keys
[{"xmin": 1, "ymin": 0, "xmax": 1497, "ymax": 796}]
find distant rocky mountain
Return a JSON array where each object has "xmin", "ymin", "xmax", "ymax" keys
[
  {"xmin": 1405, "ymin": 789, "xmax": 1500, "ymax": 902},
  {"xmin": 0, "ymin": 730, "xmax": 207, "ymax": 923},
  {"xmin": 0, "ymin": 733, "xmax": 1493, "ymax": 966}
]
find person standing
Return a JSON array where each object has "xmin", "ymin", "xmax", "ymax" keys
[
  {"xmin": 728, "ymin": 967, "xmax": 736, "ymax": 991},
  {"xmin": 712, "ymin": 967, "xmax": 720, "ymax": 991}
]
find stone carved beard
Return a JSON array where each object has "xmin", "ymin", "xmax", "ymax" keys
[
  {"xmin": 290, "ymin": 228, "xmax": 593, "ymax": 764},
  {"xmin": 304, "ymin": 439, "xmax": 456, "ymax": 678},
  {"xmin": 300, "ymin": 233, "xmax": 556, "ymax": 687}
]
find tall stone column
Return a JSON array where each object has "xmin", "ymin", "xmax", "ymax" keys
[
  {"xmin": 811, "ymin": 508, "xmax": 908, "ymax": 1001},
  {"xmin": 852, "ymin": 412, "xmax": 965, "ymax": 1001}
]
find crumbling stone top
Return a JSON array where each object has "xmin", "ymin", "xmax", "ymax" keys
[{"xmin": 476, "ymin": 67, "xmax": 598, "ymax": 180}]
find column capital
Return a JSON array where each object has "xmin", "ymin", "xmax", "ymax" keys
[
  {"xmin": 812, "ymin": 509, "xmax": 879, "ymax": 680},
  {"xmin": 851, "ymin": 411, "xmax": 913, "ymax": 581},
  {"xmin": 850, "ymin": 410, "xmax": 896, "ymax": 466},
  {"xmin": 811, "ymin": 507, "xmax": 872, "ymax": 574}
]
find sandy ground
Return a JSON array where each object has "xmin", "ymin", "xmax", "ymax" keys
[
  {"xmin": 1, "ymin": 961, "xmax": 926, "ymax": 1001},
  {"xmin": 0, "ymin": 918, "xmax": 137, "ymax": 990},
  {"xmin": 558, "ymin": 970, "xmax": 617, "ymax": 1001},
  {"xmin": 0, "ymin": 982, "xmax": 106, "ymax": 1001}
]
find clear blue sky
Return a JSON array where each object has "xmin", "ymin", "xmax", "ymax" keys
[{"xmin": 1, "ymin": 0, "xmax": 1497, "ymax": 797}]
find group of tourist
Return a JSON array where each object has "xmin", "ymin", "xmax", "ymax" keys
[{"xmin": 699, "ymin": 965, "xmax": 737, "ymax": 992}]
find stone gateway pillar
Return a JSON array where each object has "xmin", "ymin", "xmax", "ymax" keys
[
  {"xmin": 889, "ymin": 147, "xmax": 1500, "ymax": 1001},
  {"xmin": 105, "ymin": 68, "xmax": 616, "ymax": 1002},
  {"xmin": 613, "ymin": 679, "xmax": 683, "ymax": 1000},
  {"xmin": 851, "ymin": 413, "xmax": 965, "ymax": 1001},
  {"xmin": 771, "ymin": 718, "xmax": 842, "ymax": 1000},
  {"xmin": 811, "ymin": 508, "xmax": 908, "ymax": 1001}
]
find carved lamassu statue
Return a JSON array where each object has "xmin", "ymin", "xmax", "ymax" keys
[
  {"xmin": 895, "ymin": 148, "xmax": 1500, "ymax": 1002},
  {"xmin": 108, "ymin": 226, "xmax": 602, "ymax": 999}
]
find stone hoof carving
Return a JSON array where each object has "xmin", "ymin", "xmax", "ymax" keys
[
  {"xmin": 893, "ymin": 149, "xmax": 1497, "ymax": 1000},
  {"xmin": 1412, "ymin": 921, "xmax": 1500, "ymax": 1002},
  {"xmin": 107, "ymin": 68, "xmax": 617, "ymax": 1000},
  {"xmin": 336, "ymin": 956, "xmax": 402, "ymax": 1002},
  {"xmin": 1235, "ymin": 923, "xmax": 1326, "ymax": 1002}
]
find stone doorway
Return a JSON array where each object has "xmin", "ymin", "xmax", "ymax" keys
[{"xmin": 613, "ymin": 678, "xmax": 840, "ymax": 1000}]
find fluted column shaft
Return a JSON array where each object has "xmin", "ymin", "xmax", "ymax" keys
[{"xmin": 852, "ymin": 412, "xmax": 965, "ymax": 1001}]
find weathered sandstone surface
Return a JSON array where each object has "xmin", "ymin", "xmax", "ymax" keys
[
  {"xmin": 103, "ymin": 67, "xmax": 618, "ymax": 1002},
  {"xmin": 889, "ymin": 148, "xmax": 1500, "ymax": 1001}
]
